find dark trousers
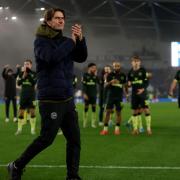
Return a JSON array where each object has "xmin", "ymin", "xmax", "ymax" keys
[
  {"xmin": 15, "ymin": 99, "xmax": 81, "ymax": 178},
  {"xmin": 5, "ymin": 97, "xmax": 17, "ymax": 118},
  {"xmin": 178, "ymin": 96, "xmax": 180, "ymax": 108},
  {"xmin": 99, "ymin": 105, "xmax": 104, "ymax": 123},
  {"xmin": 98, "ymin": 88, "xmax": 105, "ymax": 123}
]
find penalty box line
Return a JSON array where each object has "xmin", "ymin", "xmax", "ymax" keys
[{"xmin": 0, "ymin": 164, "xmax": 180, "ymax": 170}]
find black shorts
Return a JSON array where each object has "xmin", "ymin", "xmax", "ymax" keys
[
  {"xmin": 106, "ymin": 98, "xmax": 123, "ymax": 111},
  {"xmin": 84, "ymin": 96, "xmax": 96, "ymax": 106},
  {"xmin": 19, "ymin": 97, "xmax": 36, "ymax": 109},
  {"xmin": 131, "ymin": 92, "xmax": 149, "ymax": 110}
]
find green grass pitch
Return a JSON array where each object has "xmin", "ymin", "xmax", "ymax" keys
[{"xmin": 0, "ymin": 102, "xmax": 180, "ymax": 180}]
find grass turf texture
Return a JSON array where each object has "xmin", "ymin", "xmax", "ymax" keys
[{"xmin": 0, "ymin": 102, "xmax": 180, "ymax": 180}]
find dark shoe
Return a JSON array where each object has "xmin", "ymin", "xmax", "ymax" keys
[
  {"xmin": 7, "ymin": 162, "xmax": 23, "ymax": 180},
  {"xmin": 66, "ymin": 176, "xmax": 82, "ymax": 180}
]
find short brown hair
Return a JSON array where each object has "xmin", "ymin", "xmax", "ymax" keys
[
  {"xmin": 88, "ymin": 63, "xmax": 96, "ymax": 68},
  {"xmin": 131, "ymin": 55, "xmax": 141, "ymax": 61},
  {"xmin": 25, "ymin": 59, "xmax": 32, "ymax": 64},
  {"xmin": 44, "ymin": 8, "xmax": 65, "ymax": 22}
]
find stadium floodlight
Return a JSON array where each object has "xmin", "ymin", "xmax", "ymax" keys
[
  {"xmin": 35, "ymin": 7, "xmax": 45, "ymax": 11},
  {"xmin": 11, "ymin": 16, "xmax": 17, "ymax": 20},
  {"xmin": 40, "ymin": 7, "xmax": 45, "ymax": 11},
  {"xmin": 5, "ymin": 7, "xmax": 9, "ymax": 10},
  {"xmin": 39, "ymin": 18, "xmax": 44, "ymax": 22},
  {"xmin": 0, "ymin": 7, "xmax": 3, "ymax": 10},
  {"xmin": 171, "ymin": 42, "xmax": 180, "ymax": 67}
]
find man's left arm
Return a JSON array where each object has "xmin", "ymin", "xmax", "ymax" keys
[
  {"xmin": 2, "ymin": 68, "xmax": 7, "ymax": 79},
  {"xmin": 72, "ymin": 38, "xmax": 88, "ymax": 63},
  {"xmin": 14, "ymin": 65, "xmax": 21, "ymax": 78},
  {"xmin": 28, "ymin": 71, "xmax": 37, "ymax": 86},
  {"xmin": 142, "ymin": 68, "xmax": 149, "ymax": 89}
]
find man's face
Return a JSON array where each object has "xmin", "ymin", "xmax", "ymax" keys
[
  {"xmin": 24, "ymin": 61, "xmax": 32, "ymax": 70},
  {"xmin": 47, "ymin": 11, "xmax": 65, "ymax": 30},
  {"xmin": 131, "ymin": 58, "xmax": 141, "ymax": 69},
  {"xmin": 113, "ymin": 62, "xmax": 121, "ymax": 72},
  {"xmin": 104, "ymin": 66, "xmax": 111, "ymax": 74},
  {"xmin": 89, "ymin": 65, "xmax": 97, "ymax": 74}
]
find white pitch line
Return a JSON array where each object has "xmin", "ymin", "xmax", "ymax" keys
[{"xmin": 1, "ymin": 164, "xmax": 180, "ymax": 170}]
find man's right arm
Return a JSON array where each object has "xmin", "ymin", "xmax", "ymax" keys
[
  {"xmin": 14, "ymin": 65, "xmax": 21, "ymax": 78},
  {"xmin": 127, "ymin": 72, "xmax": 132, "ymax": 87},
  {"xmin": 2, "ymin": 65, "xmax": 9, "ymax": 79},
  {"xmin": 2, "ymin": 68, "xmax": 7, "ymax": 79},
  {"xmin": 169, "ymin": 79, "xmax": 177, "ymax": 97},
  {"xmin": 169, "ymin": 71, "xmax": 179, "ymax": 96},
  {"xmin": 105, "ymin": 73, "xmax": 112, "ymax": 87},
  {"xmin": 82, "ymin": 74, "xmax": 87, "ymax": 92},
  {"xmin": 82, "ymin": 74, "xmax": 89, "ymax": 100},
  {"xmin": 16, "ymin": 73, "xmax": 24, "ymax": 86}
]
